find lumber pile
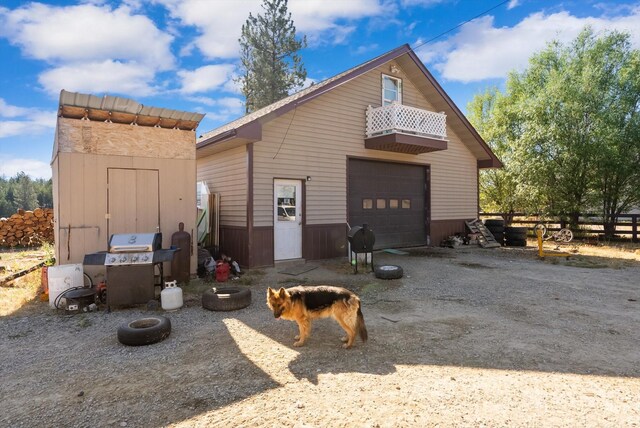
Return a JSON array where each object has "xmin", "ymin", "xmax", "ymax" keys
[{"xmin": 0, "ymin": 208, "xmax": 54, "ymax": 247}]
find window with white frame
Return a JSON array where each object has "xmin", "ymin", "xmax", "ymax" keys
[{"xmin": 382, "ymin": 74, "xmax": 402, "ymax": 106}]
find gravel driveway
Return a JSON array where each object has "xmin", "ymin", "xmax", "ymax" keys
[{"xmin": 1, "ymin": 246, "xmax": 639, "ymax": 427}]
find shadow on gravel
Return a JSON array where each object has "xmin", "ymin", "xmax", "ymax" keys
[{"xmin": 2, "ymin": 245, "xmax": 640, "ymax": 427}]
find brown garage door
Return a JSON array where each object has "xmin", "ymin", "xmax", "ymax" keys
[{"xmin": 348, "ymin": 159, "xmax": 428, "ymax": 249}]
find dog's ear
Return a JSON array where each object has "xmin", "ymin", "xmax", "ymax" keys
[
  {"xmin": 267, "ymin": 287, "xmax": 275, "ymax": 297},
  {"xmin": 277, "ymin": 287, "xmax": 286, "ymax": 297}
]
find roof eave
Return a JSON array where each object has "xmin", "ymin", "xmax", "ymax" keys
[
  {"xmin": 197, "ymin": 121, "xmax": 262, "ymax": 150},
  {"xmin": 478, "ymin": 158, "xmax": 504, "ymax": 169}
]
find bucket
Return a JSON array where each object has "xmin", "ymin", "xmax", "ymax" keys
[
  {"xmin": 215, "ymin": 261, "xmax": 230, "ymax": 282},
  {"xmin": 161, "ymin": 281, "xmax": 183, "ymax": 311},
  {"xmin": 48, "ymin": 264, "xmax": 84, "ymax": 309},
  {"xmin": 40, "ymin": 266, "xmax": 49, "ymax": 302}
]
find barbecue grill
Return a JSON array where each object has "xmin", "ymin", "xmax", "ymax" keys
[
  {"xmin": 84, "ymin": 233, "xmax": 179, "ymax": 307},
  {"xmin": 347, "ymin": 224, "xmax": 375, "ymax": 273}
]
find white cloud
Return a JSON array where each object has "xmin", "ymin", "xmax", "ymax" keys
[
  {"xmin": 418, "ymin": 9, "xmax": 640, "ymax": 83},
  {"xmin": 184, "ymin": 96, "xmax": 217, "ymax": 106},
  {"xmin": 223, "ymin": 74, "xmax": 243, "ymax": 94},
  {"xmin": 507, "ymin": 0, "xmax": 520, "ymax": 10},
  {"xmin": 0, "ymin": 99, "xmax": 56, "ymax": 139},
  {"xmin": 151, "ymin": 0, "xmax": 261, "ymax": 59},
  {"xmin": 0, "ymin": 99, "xmax": 30, "ymax": 118},
  {"xmin": 0, "ymin": 3, "xmax": 174, "ymax": 70},
  {"xmin": 0, "ymin": 156, "xmax": 51, "ymax": 179},
  {"xmin": 154, "ymin": 0, "xmax": 385, "ymax": 58},
  {"xmin": 199, "ymin": 96, "xmax": 245, "ymax": 123},
  {"xmin": 400, "ymin": 0, "xmax": 447, "ymax": 6},
  {"xmin": 289, "ymin": 0, "xmax": 384, "ymax": 32},
  {"xmin": 354, "ymin": 43, "xmax": 380, "ymax": 55},
  {"xmin": 38, "ymin": 60, "xmax": 157, "ymax": 96},
  {"xmin": 178, "ymin": 64, "xmax": 236, "ymax": 94},
  {"xmin": 301, "ymin": 77, "xmax": 317, "ymax": 89},
  {"xmin": 215, "ymin": 97, "xmax": 243, "ymax": 110},
  {"xmin": 0, "ymin": 3, "xmax": 176, "ymax": 98}
]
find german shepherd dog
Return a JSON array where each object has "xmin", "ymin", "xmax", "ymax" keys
[{"xmin": 266, "ymin": 285, "xmax": 368, "ymax": 349}]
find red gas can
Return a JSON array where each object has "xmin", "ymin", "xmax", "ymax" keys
[{"xmin": 215, "ymin": 261, "xmax": 230, "ymax": 282}]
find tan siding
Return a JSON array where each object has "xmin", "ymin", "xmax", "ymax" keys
[
  {"xmin": 54, "ymin": 116, "xmax": 198, "ymax": 276},
  {"xmin": 253, "ymin": 60, "xmax": 477, "ymax": 226},
  {"xmin": 197, "ymin": 146, "xmax": 247, "ymax": 227}
]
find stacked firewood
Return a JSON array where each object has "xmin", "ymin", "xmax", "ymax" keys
[{"xmin": 0, "ymin": 208, "xmax": 54, "ymax": 247}]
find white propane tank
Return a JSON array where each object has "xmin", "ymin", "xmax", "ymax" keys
[
  {"xmin": 161, "ymin": 281, "xmax": 183, "ymax": 311},
  {"xmin": 47, "ymin": 264, "xmax": 84, "ymax": 309}
]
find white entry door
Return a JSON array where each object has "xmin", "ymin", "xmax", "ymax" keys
[{"xmin": 274, "ymin": 179, "xmax": 302, "ymax": 260}]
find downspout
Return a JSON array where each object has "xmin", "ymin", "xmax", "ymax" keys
[{"xmin": 246, "ymin": 143, "xmax": 254, "ymax": 267}]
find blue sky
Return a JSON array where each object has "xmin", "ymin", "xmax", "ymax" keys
[{"xmin": 1, "ymin": 0, "xmax": 639, "ymax": 179}]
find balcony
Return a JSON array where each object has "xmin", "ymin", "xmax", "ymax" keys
[{"xmin": 365, "ymin": 103, "xmax": 448, "ymax": 154}]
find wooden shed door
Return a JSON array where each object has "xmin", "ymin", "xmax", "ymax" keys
[{"xmin": 107, "ymin": 168, "xmax": 160, "ymax": 236}]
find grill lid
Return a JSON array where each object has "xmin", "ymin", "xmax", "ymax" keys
[
  {"xmin": 348, "ymin": 224, "xmax": 375, "ymax": 252},
  {"xmin": 108, "ymin": 233, "xmax": 162, "ymax": 253}
]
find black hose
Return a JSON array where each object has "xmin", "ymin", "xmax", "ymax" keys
[{"xmin": 53, "ymin": 283, "xmax": 93, "ymax": 310}]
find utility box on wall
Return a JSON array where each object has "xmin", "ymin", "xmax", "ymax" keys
[{"xmin": 51, "ymin": 90, "xmax": 205, "ymax": 279}]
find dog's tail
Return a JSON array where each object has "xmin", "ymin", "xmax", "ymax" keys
[{"xmin": 357, "ymin": 303, "xmax": 368, "ymax": 342}]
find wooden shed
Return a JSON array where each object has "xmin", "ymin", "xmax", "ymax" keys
[
  {"xmin": 196, "ymin": 44, "xmax": 501, "ymax": 268},
  {"xmin": 51, "ymin": 90, "xmax": 204, "ymax": 279}
]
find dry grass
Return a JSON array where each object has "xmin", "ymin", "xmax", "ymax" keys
[
  {"xmin": 527, "ymin": 238, "xmax": 640, "ymax": 269},
  {"xmin": 0, "ymin": 247, "xmax": 49, "ymax": 316},
  {"xmin": 570, "ymin": 241, "xmax": 640, "ymax": 260}
]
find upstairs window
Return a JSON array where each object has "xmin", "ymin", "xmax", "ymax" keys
[{"xmin": 382, "ymin": 74, "xmax": 402, "ymax": 106}]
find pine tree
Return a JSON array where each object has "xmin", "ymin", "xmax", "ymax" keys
[
  {"xmin": 12, "ymin": 171, "xmax": 38, "ymax": 211},
  {"xmin": 238, "ymin": 0, "xmax": 307, "ymax": 113}
]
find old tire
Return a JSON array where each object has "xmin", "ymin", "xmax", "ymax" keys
[
  {"xmin": 484, "ymin": 219, "xmax": 504, "ymax": 228},
  {"xmin": 374, "ymin": 265, "xmax": 404, "ymax": 280},
  {"xmin": 491, "ymin": 231, "xmax": 504, "ymax": 245},
  {"xmin": 117, "ymin": 316, "xmax": 171, "ymax": 346},
  {"xmin": 505, "ymin": 238, "xmax": 527, "ymax": 247},
  {"xmin": 202, "ymin": 287, "xmax": 251, "ymax": 311},
  {"xmin": 505, "ymin": 226, "xmax": 528, "ymax": 240}
]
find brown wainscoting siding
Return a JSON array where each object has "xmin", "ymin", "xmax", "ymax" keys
[
  {"xmin": 219, "ymin": 226, "xmax": 248, "ymax": 266},
  {"xmin": 430, "ymin": 219, "xmax": 469, "ymax": 246},
  {"xmin": 250, "ymin": 226, "xmax": 274, "ymax": 268},
  {"xmin": 303, "ymin": 223, "xmax": 349, "ymax": 260}
]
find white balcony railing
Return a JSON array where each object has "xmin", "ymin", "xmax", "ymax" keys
[{"xmin": 366, "ymin": 103, "xmax": 447, "ymax": 140}]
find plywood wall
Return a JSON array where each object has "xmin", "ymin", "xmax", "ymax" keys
[
  {"xmin": 52, "ymin": 118, "xmax": 198, "ymax": 276},
  {"xmin": 56, "ymin": 117, "xmax": 195, "ymax": 159}
]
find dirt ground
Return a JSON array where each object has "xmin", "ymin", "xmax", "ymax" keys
[{"xmin": 1, "ymin": 242, "xmax": 639, "ymax": 427}]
